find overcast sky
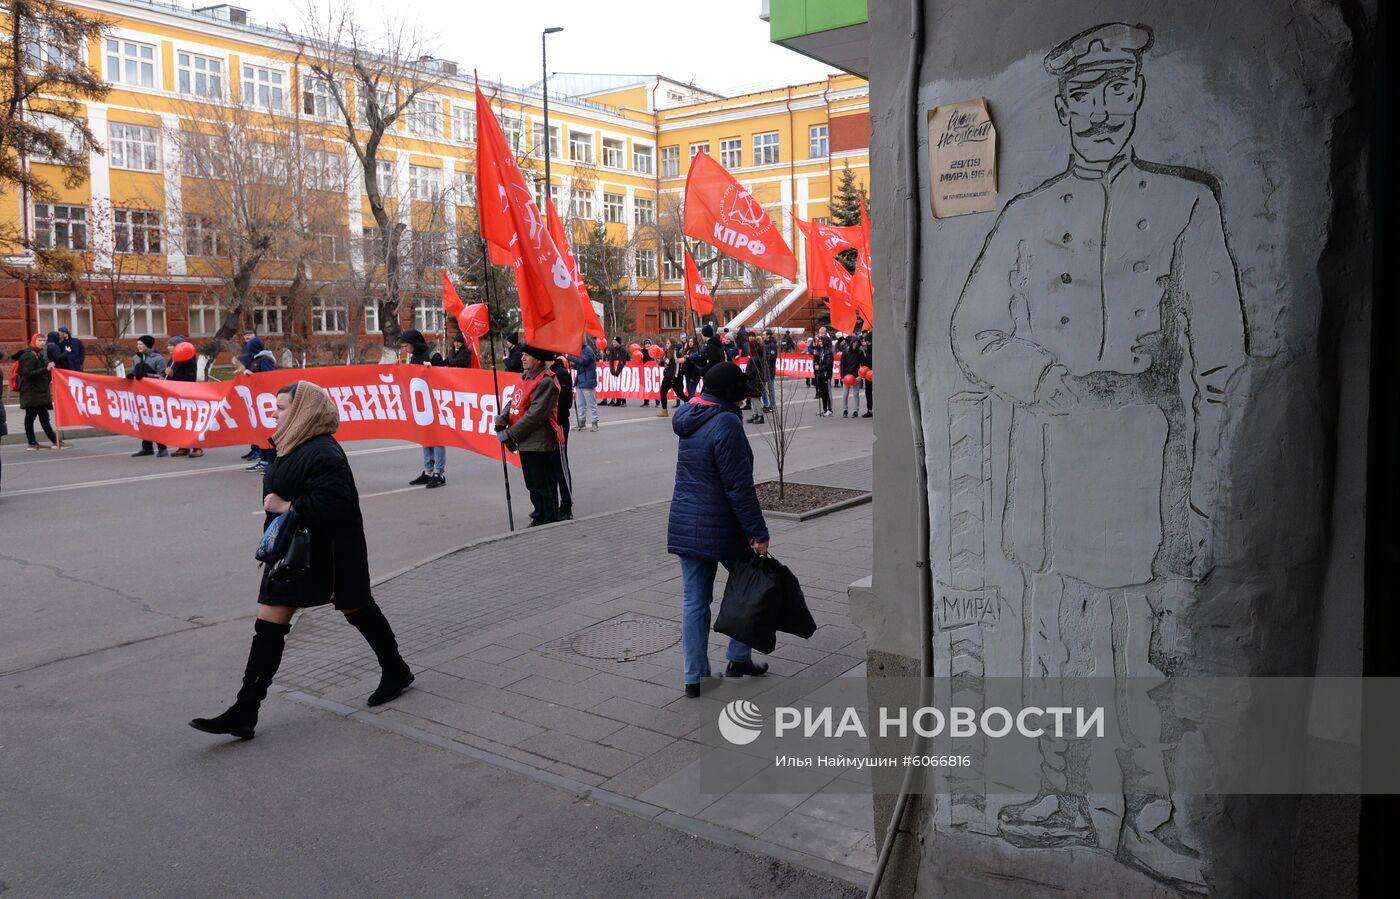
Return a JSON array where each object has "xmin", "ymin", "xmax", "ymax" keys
[{"xmin": 232, "ymin": 0, "xmax": 839, "ymax": 96}]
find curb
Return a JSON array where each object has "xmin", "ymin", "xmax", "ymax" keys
[
  {"xmin": 281, "ymin": 689, "xmax": 871, "ymax": 889},
  {"xmin": 371, "ymin": 450, "xmax": 875, "ymax": 588},
  {"xmin": 762, "ymin": 491, "xmax": 873, "ymax": 522}
]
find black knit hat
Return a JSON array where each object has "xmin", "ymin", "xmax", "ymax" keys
[
  {"xmin": 521, "ymin": 344, "xmax": 556, "ymax": 362},
  {"xmin": 701, "ymin": 324, "xmax": 714, "ymax": 338},
  {"xmin": 137, "ymin": 335, "xmax": 155, "ymax": 349},
  {"xmin": 700, "ymin": 361, "xmax": 747, "ymax": 403}
]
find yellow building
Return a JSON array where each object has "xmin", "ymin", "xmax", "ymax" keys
[{"xmin": 1, "ymin": 0, "xmax": 869, "ymax": 355}]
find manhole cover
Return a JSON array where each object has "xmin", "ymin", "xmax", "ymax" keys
[{"xmin": 544, "ymin": 615, "xmax": 680, "ymax": 662}]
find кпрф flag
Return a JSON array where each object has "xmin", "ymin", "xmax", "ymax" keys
[
  {"xmin": 683, "ymin": 150, "xmax": 797, "ymax": 281},
  {"xmin": 474, "ymin": 79, "xmax": 584, "ymax": 354}
]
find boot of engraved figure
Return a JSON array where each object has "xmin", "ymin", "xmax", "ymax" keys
[{"xmin": 996, "ymin": 733, "xmax": 1097, "ymax": 849}]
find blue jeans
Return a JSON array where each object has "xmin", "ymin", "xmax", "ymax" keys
[
  {"xmin": 679, "ymin": 556, "xmax": 752, "ymax": 684},
  {"xmin": 421, "ymin": 445, "xmax": 445, "ymax": 475}
]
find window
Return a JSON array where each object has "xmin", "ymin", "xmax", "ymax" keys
[
  {"xmin": 720, "ymin": 254, "xmax": 746, "ymax": 280},
  {"xmin": 305, "ymin": 149, "xmax": 342, "ymax": 192},
  {"xmin": 410, "ymin": 231, "xmax": 448, "ymax": 267},
  {"xmin": 633, "ymin": 248, "xmax": 657, "ymax": 279},
  {"xmin": 452, "ymin": 106, "xmax": 476, "ymax": 143},
  {"xmin": 188, "ymin": 299, "xmax": 219, "ymax": 337},
  {"xmin": 23, "ymin": 20, "xmax": 81, "ymax": 71},
  {"xmin": 603, "ymin": 192, "xmax": 625, "ymax": 224},
  {"xmin": 116, "ymin": 293, "xmax": 167, "ymax": 336},
  {"xmin": 184, "ymin": 215, "xmax": 223, "ymax": 256},
  {"xmin": 412, "ymin": 296, "xmax": 445, "ymax": 333},
  {"xmin": 633, "ymin": 196, "xmax": 655, "ymax": 226},
  {"xmin": 114, "ymin": 208, "xmax": 162, "ymax": 254},
  {"xmin": 662, "ymin": 309, "xmax": 684, "ymax": 330},
  {"xmin": 178, "ymin": 52, "xmax": 224, "ymax": 99},
  {"xmin": 632, "ymin": 144, "xmax": 654, "ymax": 175},
  {"xmin": 500, "ymin": 115, "xmax": 523, "ymax": 152},
  {"xmin": 33, "ymin": 203, "xmax": 86, "ymax": 249},
  {"xmin": 533, "ymin": 179, "xmax": 560, "ymax": 213},
  {"xmin": 568, "ymin": 130, "xmax": 594, "ymax": 164},
  {"xmin": 406, "ymin": 96, "xmax": 442, "ymax": 137},
  {"xmin": 252, "ymin": 297, "xmax": 286, "ymax": 334},
  {"xmin": 409, "ymin": 164, "xmax": 442, "ymax": 201},
  {"xmin": 247, "ymin": 141, "xmax": 288, "ymax": 183},
  {"xmin": 315, "ymin": 231, "xmax": 347, "ymax": 262},
  {"xmin": 689, "ymin": 141, "xmax": 709, "ymax": 160},
  {"xmin": 27, "ymin": 112, "xmax": 83, "ymax": 164},
  {"xmin": 809, "ymin": 124, "xmax": 829, "ymax": 158},
  {"xmin": 667, "ymin": 90, "xmax": 683, "ymax": 102},
  {"xmin": 357, "ymin": 86, "xmax": 395, "ymax": 126},
  {"xmin": 36, "ymin": 290, "xmax": 91, "ymax": 336},
  {"xmin": 570, "ymin": 189, "xmax": 594, "ymax": 221},
  {"xmin": 532, "ymin": 123, "xmax": 559, "ymax": 159},
  {"xmin": 106, "ymin": 38, "xmax": 155, "ymax": 88},
  {"xmin": 241, "ymin": 64, "xmax": 285, "ymax": 109},
  {"xmin": 301, "ymin": 76, "xmax": 339, "ymax": 119},
  {"xmin": 719, "ymin": 137, "xmax": 742, "ymax": 169},
  {"xmin": 601, "ymin": 137, "xmax": 624, "ymax": 169},
  {"xmin": 453, "ymin": 170, "xmax": 476, "ymax": 206},
  {"xmin": 662, "ymin": 242, "xmax": 684, "ymax": 280},
  {"xmin": 753, "ymin": 131, "xmax": 780, "ymax": 166},
  {"xmin": 812, "ymin": 216, "xmax": 831, "ymax": 225},
  {"xmin": 108, "ymin": 122, "xmax": 159, "ymax": 172},
  {"xmin": 363, "ymin": 302, "xmax": 379, "ymax": 334},
  {"xmin": 660, "ymin": 145, "xmax": 680, "ymax": 178},
  {"xmin": 375, "ymin": 159, "xmax": 394, "ymax": 195},
  {"xmin": 312, "ymin": 297, "xmax": 348, "ymax": 334}
]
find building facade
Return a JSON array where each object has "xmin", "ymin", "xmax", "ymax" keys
[{"xmin": 0, "ymin": 0, "xmax": 869, "ymax": 364}]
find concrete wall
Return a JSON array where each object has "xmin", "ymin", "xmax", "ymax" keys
[{"xmin": 854, "ymin": 0, "xmax": 1373, "ymax": 895}]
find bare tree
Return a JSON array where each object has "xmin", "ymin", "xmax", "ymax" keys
[
  {"xmin": 170, "ymin": 93, "xmax": 349, "ymax": 364},
  {"xmin": 759, "ymin": 364, "xmax": 806, "ymax": 501},
  {"xmin": 294, "ymin": 3, "xmax": 446, "ymax": 358}
]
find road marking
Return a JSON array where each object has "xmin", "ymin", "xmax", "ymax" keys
[
  {"xmin": 4, "ymin": 449, "xmax": 174, "ymax": 467},
  {"xmin": 2, "ymin": 444, "xmax": 417, "ymax": 497}
]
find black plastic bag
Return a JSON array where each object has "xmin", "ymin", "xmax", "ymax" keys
[
  {"xmin": 715, "ymin": 553, "xmax": 813, "ymax": 654},
  {"xmin": 714, "ymin": 555, "xmax": 783, "ymax": 654}
]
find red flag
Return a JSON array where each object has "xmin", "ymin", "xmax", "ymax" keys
[
  {"xmin": 682, "ymin": 246, "xmax": 713, "ymax": 316},
  {"xmin": 851, "ymin": 197, "xmax": 873, "ymax": 325},
  {"xmin": 474, "ymin": 80, "xmax": 584, "ymax": 354},
  {"xmin": 682, "ymin": 150, "xmax": 797, "ymax": 281},
  {"xmin": 546, "ymin": 198, "xmax": 606, "ymax": 340},
  {"xmin": 442, "ymin": 271, "xmax": 465, "ymax": 317}
]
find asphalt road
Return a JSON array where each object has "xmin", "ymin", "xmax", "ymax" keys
[{"xmin": 0, "ymin": 393, "xmax": 872, "ymax": 897}]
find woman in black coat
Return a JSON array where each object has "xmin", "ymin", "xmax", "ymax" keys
[
  {"xmin": 191, "ymin": 381, "xmax": 413, "ymax": 739},
  {"xmin": 15, "ymin": 336, "xmax": 58, "ymax": 449}
]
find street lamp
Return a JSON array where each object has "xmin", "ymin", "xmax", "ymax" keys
[{"xmin": 542, "ymin": 27, "xmax": 563, "ymax": 209}]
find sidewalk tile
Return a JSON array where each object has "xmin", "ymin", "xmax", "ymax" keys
[
  {"xmin": 515, "ymin": 730, "xmax": 642, "ymax": 777},
  {"xmin": 592, "ymin": 696, "xmax": 701, "ymax": 737},
  {"xmin": 600, "ymin": 739, "xmax": 710, "ymax": 797},
  {"xmin": 389, "ymin": 689, "xmax": 544, "ymax": 746},
  {"xmin": 501, "ymin": 653, "xmax": 603, "ymax": 684},
  {"xmin": 506, "ymin": 673, "xmax": 613, "ymax": 710},
  {"xmin": 599, "ymin": 725, "xmax": 677, "ymax": 756},
  {"xmin": 546, "ymin": 761, "xmax": 608, "ymax": 787},
  {"xmin": 764, "ymin": 809, "xmax": 872, "ymax": 865},
  {"xmin": 635, "ymin": 749, "xmax": 770, "ymax": 816},
  {"xmin": 793, "ymin": 788, "xmax": 875, "ymax": 829},
  {"xmin": 432, "ymin": 656, "xmax": 530, "ymax": 687},
  {"xmin": 581, "ymin": 671, "xmax": 683, "ymax": 708},
  {"xmin": 515, "ymin": 702, "xmax": 626, "ymax": 742},
  {"xmin": 463, "ymin": 644, "xmax": 525, "ymax": 664}
]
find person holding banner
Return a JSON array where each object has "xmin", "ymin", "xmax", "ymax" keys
[
  {"xmin": 128, "ymin": 336, "xmax": 168, "ymax": 457},
  {"xmin": 447, "ymin": 333, "xmax": 474, "ymax": 368},
  {"xmin": 666, "ymin": 361, "xmax": 771, "ymax": 698},
  {"xmin": 567, "ymin": 337, "xmax": 599, "ymax": 432},
  {"xmin": 165, "ymin": 337, "xmax": 203, "ymax": 458},
  {"xmin": 495, "ymin": 345, "xmax": 563, "ymax": 526},
  {"xmin": 190, "ymin": 381, "xmax": 414, "ymax": 740},
  {"xmin": 14, "ymin": 336, "xmax": 58, "ymax": 450},
  {"xmin": 401, "ymin": 329, "xmax": 449, "ymax": 489}
]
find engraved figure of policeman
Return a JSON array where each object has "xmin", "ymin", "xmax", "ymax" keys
[{"xmin": 949, "ymin": 22, "xmax": 1247, "ymax": 892}]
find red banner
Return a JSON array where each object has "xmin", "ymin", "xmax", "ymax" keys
[
  {"xmin": 52, "ymin": 366, "xmax": 524, "ymax": 467},
  {"xmin": 582, "ymin": 354, "xmax": 827, "ymax": 400}
]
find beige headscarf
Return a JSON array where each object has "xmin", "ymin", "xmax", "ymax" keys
[{"xmin": 271, "ymin": 381, "xmax": 340, "ymax": 457}]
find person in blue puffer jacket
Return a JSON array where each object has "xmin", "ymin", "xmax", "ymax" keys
[
  {"xmin": 566, "ymin": 337, "xmax": 599, "ymax": 432},
  {"xmin": 666, "ymin": 361, "xmax": 771, "ymax": 698}
]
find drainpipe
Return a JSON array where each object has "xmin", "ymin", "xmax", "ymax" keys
[
  {"xmin": 12, "ymin": 11, "xmax": 32, "ymax": 342},
  {"xmin": 822, "ymin": 75, "xmax": 836, "ymax": 334},
  {"xmin": 783, "ymin": 85, "xmax": 796, "ymax": 327}
]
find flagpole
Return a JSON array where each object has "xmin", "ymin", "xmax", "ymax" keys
[{"xmin": 479, "ymin": 235, "xmax": 516, "ymax": 532}]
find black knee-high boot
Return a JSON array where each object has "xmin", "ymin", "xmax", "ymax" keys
[
  {"xmin": 347, "ymin": 602, "xmax": 414, "ymax": 706},
  {"xmin": 190, "ymin": 619, "xmax": 291, "ymax": 739}
]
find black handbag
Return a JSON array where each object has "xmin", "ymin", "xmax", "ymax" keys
[
  {"xmin": 714, "ymin": 554, "xmax": 785, "ymax": 654},
  {"xmin": 268, "ymin": 523, "xmax": 312, "ymax": 582}
]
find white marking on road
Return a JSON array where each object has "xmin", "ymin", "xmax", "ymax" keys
[
  {"xmin": 4, "ymin": 449, "xmax": 173, "ymax": 467},
  {"xmin": 2, "ymin": 444, "xmax": 417, "ymax": 497}
]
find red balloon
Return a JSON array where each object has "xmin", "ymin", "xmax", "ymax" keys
[
  {"xmin": 172, "ymin": 342, "xmax": 196, "ymax": 362},
  {"xmin": 797, "ymin": 340, "xmax": 808, "ymax": 352},
  {"xmin": 843, "ymin": 373, "xmax": 857, "ymax": 387},
  {"xmin": 863, "ymin": 368, "xmax": 874, "ymax": 383},
  {"xmin": 648, "ymin": 345, "xmax": 663, "ymax": 360},
  {"xmin": 630, "ymin": 349, "xmax": 643, "ymax": 363},
  {"xmin": 595, "ymin": 337, "xmax": 607, "ymax": 351},
  {"xmin": 628, "ymin": 343, "xmax": 641, "ymax": 354}
]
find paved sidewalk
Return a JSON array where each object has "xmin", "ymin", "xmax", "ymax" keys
[{"xmin": 277, "ymin": 454, "xmax": 875, "ymax": 881}]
